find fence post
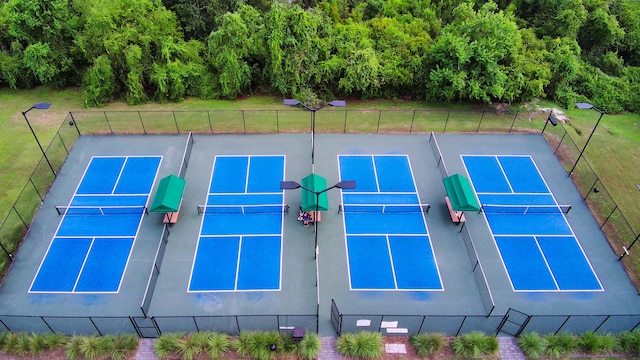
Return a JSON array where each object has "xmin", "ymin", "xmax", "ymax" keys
[
  {"xmin": 409, "ymin": 110, "xmax": 416, "ymax": 133},
  {"xmin": 476, "ymin": 110, "xmax": 485, "ymax": 133},
  {"xmin": 443, "ymin": 110, "xmax": 451, "ymax": 133},
  {"xmin": 376, "ymin": 110, "xmax": 382, "ymax": 133},
  {"xmin": 509, "ymin": 111, "xmax": 519, "ymax": 133},
  {"xmin": 69, "ymin": 112, "xmax": 81, "ymax": 136},
  {"xmin": 242, "ymin": 110, "xmax": 246, "ymax": 134},
  {"xmin": 30, "ymin": 178, "xmax": 44, "ymax": 202},
  {"xmin": 104, "ymin": 111, "xmax": 113, "ymax": 134},
  {"xmin": 276, "ymin": 110, "xmax": 280, "ymax": 133},
  {"xmin": 138, "ymin": 111, "xmax": 146, "ymax": 134},
  {"xmin": 343, "ymin": 111, "xmax": 347, "ymax": 133},
  {"xmin": 207, "ymin": 111, "xmax": 213, "ymax": 134},
  {"xmin": 172, "ymin": 111, "xmax": 179, "ymax": 134},
  {"xmin": 57, "ymin": 132, "xmax": 69, "ymax": 155}
]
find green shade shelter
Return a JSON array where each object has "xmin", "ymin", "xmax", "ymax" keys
[
  {"xmin": 301, "ymin": 174, "xmax": 329, "ymax": 212},
  {"xmin": 443, "ymin": 174, "xmax": 480, "ymax": 211},
  {"xmin": 150, "ymin": 175, "xmax": 186, "ymax": 213}
]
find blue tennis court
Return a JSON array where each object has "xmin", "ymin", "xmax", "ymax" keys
[
  {"xmin": 463, "ymin": 155, "xmax": 603, "ymax": 292},
  {"xmin": 338, "ymin": 155, "xmax": 442, "ymax": 291},
  {"xmin": 188, "ymin": 155, "xmax": 285, "ymax": 292},
  {"xmin": 30, "ymin": 156, "xmax": 161, "ymax": 293}
]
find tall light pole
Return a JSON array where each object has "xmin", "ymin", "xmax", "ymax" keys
[
  {"xmin": 22, "ymin": 102, "xmax": 56, "ymax": 176},
  {"xmin": 280, "ymin": 180, "xmax": 356, "ymax": 258},
  {"xmin": 283, "ymin": 99, "xmax": 346, "ymax": 172},
  {"xmin": 569, "ymin": 102, "xmax": 606, "ymax": 176}
]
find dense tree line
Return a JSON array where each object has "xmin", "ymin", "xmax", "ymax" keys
[{"xmin": 1, "ymin": 0, "xmax": 639, "ymax": 112}]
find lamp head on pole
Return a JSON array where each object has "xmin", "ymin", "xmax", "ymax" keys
[
  {"xmin": 576, "ymin": 102, "xmax": 605, "ymax": 114},
  {"xmin": 33, "ymin": 103, "xmax": 51, "ymax": 110},
  {"xmin": 328, "ymin": 100, "xmax": 346, "ymax": 107},
  {"xmin": 334, "ymin": 180, "xmax": 356, "ymax": 189},
  {"xmin": 280, "ymin": 181, "xmax": 302, "ymax": 190},
  {"xmin": 283, "ymin": 99, "xmax": 300, "ymax": 106}
]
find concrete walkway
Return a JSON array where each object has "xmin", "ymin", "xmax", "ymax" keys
[
  {"xmin": 497, "ymin": 336, "xmax": 526, "ymax": 360},
  {"xmin": 135, "ymin": 338, "xmax": 157, "ymax": 360}
]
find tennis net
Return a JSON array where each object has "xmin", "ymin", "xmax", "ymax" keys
[
  {"xmin": 480, "ymin": 204, "xmax": 571, "ymax": 214},
  {"xmin": 197, "ymin": 204, "xmax": 289, "ymax": 215},
  {"xmin": 56, "ymin": 205, "xmax": 148, "ymax": 215},
  {"xmin": 338, "ymin": 204, "xmax": 431, "ymax": 214}
]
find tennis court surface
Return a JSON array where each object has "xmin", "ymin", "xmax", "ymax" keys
[
  {"xmin": 338, "ymin": 155, "xmax": 441, "ymax": 291},
  {"xmin": 463, "ymin": 155, "xmax": 602, "ymax": 292},
  {"xmin": 189, "ymin": 155, "xmax": 285, "ymax": 291},
  {"xmin": 31, "ymin": 156, "xmax": 161, "ymax": 293},
  {"xmin": 1, "ymin": 132, "xmax": 639, "ymax": 337}
]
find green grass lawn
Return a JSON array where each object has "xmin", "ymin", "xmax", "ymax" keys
[{"xmin": 1, "ymin": 87, "xmax": 640, "ymax": 279}]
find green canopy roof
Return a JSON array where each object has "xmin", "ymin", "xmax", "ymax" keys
[
  {"xmin": 150, "ymin": 175, "xmax": 186, "ymax": 213},
  {"xmin": 301, "ymin": 174, "xmax": 329, "ymax": 212},
  {"xmin": 443, "ymin": 174, "xmax": 480, "ymax": 212}
]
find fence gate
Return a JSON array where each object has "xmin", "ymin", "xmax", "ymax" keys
[
  {"xmin": 131, "ymin": 316, "xmax": 160, "ymax": 338},
  {"xmin": 330, "ymin": 299, "xmax": 342, "ymax": 336},
  {"xmin": 496, "ymin": 308, "xmax": 531, "ymax": 337}
]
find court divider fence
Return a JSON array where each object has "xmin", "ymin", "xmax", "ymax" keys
[
  {"xmin": 140, "ymin": 224, "xmax": 170, "ymax": 318},
  {"xmin": 2, "ymin": 108, "xmax": 640, "ymax": 336},
  {"xmin": 459, "ymin": 225, "xmax": 496, "ymax": 316}
]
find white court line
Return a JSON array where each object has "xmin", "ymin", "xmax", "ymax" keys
[
  {"xmin": 495, "ymin": 156, "xmax": 515, "ymax": 193},
  {"xmin": 111, "ymin": 157, "xmax": 128, "ymax": 194}
]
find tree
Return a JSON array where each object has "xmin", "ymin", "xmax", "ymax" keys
[
  {"xmin": 263, "ymin": 4, "xmax": 329, "ymax": 95},
  {"xmin": 425, "ymin": 2, "xmax": 540, "ymax": 103},
  {"xmin": 1, "ymin": 0, "xmax": 80, "ymax": 86},
  {"xmin": 206, "ymin": 6, "xmax": 263, "ymax": 98}
]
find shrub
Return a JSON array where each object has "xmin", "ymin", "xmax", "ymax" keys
[
  {"xmin": 28, "ymin": 333, "xmax": 48, "ymax": 355},
  {"xmin": 66, "ymin": 336, "xmax": 84, "ymax": 359},
  {"xmin": 335, "ymin": 331, "xmax": 383, "ymax": 358},
  {"xmin": 618, "ymin": 330, "xmax": 640, "ymax": 354},
  {"xmin": 233, "ymin": 331, "xmax": 283, "ymax": 360},
  {"xmin": 298, "ymin": 332, "xmax": 321, "ymax": 360},
  {"xmin": 544, "ymin": 333, "xmax": 576, "ymax": 358},
  {"xmin": 155, "ymin": 333, "xmax": 181, "ymax": 359},
  {"xmin": 110, "ymin": 334, "xmax": 139, "ymax": 360},
  {"xmin": 518, "ymin": 332, "xmax": 547, "ymax": 357},
  {"xmin": 450, "ymin": 331, "xmax": 497, "ymax": 357},
  {"xmin": 177, "ymin": 333, "xmax": 203, "ymax": 360},
  {"xmin": 80, "ymin": 335, "xmax": 105, "ymax": 360},
  {"xmin": 202, "ymin": 332, "xmax": 231, "ymax": 359},
  {"xmin": 42, "ymin": 333, "xmax": 68, "ymax": 349},
  {"xmin": 409, "ymin": 333, "xmax": 445, "ymax": 356}
]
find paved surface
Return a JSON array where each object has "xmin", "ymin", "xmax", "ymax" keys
[
  {"xmin": 319, "ymin": 337, "xmax": 341, "ymax": 360},
  {"xmin": 497, "ymin": 336, "xmax": 526, "ymax": 360},
  {"xmin": 135, "ymin": 338, "xmax": 157, "ymax": 360}
]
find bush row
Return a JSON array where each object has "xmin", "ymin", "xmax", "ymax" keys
[
  {"xmin": 518, "ymin": 330, "xmax": 640, "ymax": 358},
  {"xmin": 154, "ymin": 331, "xmax": 321, "ymax": 360},
  {"xmin": 3, "ymin": 329, "xmax": 640, "ymax": 359},
  {"xmin": 0, "ymin": 332, "xmax": 138, "ymax": 359}
]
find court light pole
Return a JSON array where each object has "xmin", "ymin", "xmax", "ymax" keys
[
  {"xmin": 283, "ymin": 99, "xmax": 346, "ymax": 172},
  {"xmin": 280, "ymin": 180, "xmax": 356, "ymax": 258},
  {"xmin": 22, "ymin": 102, "xmax": 56, "ymax": 177},
  {"xmin": 569, "ymin": 102, "xmax": 606, "ymax": 176}
]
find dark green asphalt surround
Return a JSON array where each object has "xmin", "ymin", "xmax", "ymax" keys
[{"xmin": 1, "ymin": 132, "xmax": 638, "ymax": 336}]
